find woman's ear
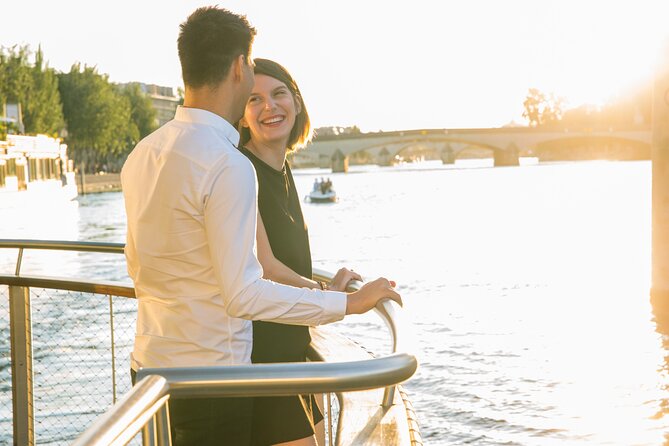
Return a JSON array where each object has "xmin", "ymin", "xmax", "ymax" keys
[
  {"xmin": 239, "ymin": 117, "xmax": 249, "ymax": 128},
  {"xmin": 294, "ymin": 95, "xmax": 302, "ymax": 115}
]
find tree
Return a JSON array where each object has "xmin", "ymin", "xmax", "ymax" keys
[
  {"xmin": 0, "ymin": 45, "xmax": 66, "ymax": 137},
  {"xmin": 58, "ymin": 64, "xmax": 137, "ymax": 171},
  {"xmin": 0, "ymin": 45, "xmax": 33, "ymax": 135},
  {"xmin": 540, "ymin": 93, "xmax": 564, "ymax": 126},
  {"xmin": 522, "ymin": 88, "xmax": 564, "ymax": 127},
  {"xmin": 522, "ymin": 88, "xmax": 544, "ymax": 127},
  {"xmin": 23, "ymin": 46, "xmax": 65, "ymax": 135},
  {"xmin": 0, "ymin": 45, "xmax": 32, "ymax": 106},
  {"xmin": 117, "ymin": 83, "xmax": 157, "ymax": 139}
]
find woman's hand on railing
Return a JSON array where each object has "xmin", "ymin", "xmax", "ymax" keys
[
  {"xmin": 327, "ymin": 267, "xmax": 362, "ymax": 291},
  {"xmin": 345, "ymin": 277, "xmax": 402, "ymax": 315}
]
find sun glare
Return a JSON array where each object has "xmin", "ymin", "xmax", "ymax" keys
[{"xmin": 496, "ymin": 0, "xmax": 669, "ymax": 115}]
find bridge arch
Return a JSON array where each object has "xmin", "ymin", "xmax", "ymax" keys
[{"xmin": 303, "ymin": 128, "xmax": 652, "ymax": 169}]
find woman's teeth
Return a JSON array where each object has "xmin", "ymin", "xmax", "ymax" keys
[{"xmin": 262, "ymin": 116, "xmax": 284, "ymax": 125}]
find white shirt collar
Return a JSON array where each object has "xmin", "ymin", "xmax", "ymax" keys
[{"xmin": 174, "ymin": 106, "xmax": 240, "ymax": 147}]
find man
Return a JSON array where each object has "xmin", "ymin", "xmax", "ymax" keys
[{"xmin": 121, "ymin": 6, "xmax": 401, "ymax": 445}]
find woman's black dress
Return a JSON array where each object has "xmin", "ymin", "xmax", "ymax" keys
[{"xmin": 240, "ymin": 147, "xmax": 324, "ymax": 445}]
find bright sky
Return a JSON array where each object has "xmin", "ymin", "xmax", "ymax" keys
[{"xmin": 3, "ymin": 0, "xmax": 669, "ymax": 131}]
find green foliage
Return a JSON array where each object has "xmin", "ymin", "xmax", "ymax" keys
[
  {"xmin": 0, "ymin": 45, "xmax": 32, "ymax": 106},
  {"xmin": 23, "ymin": 46, "xmax": 65, "ymax": 135},
  {"xmin": 58, "ymin": 64, "xmax": 138, "ymax": 169},
  {"xmin": 117, "ymin": 83, "xmax": 157, "ymax": 139},
  {"xmin": 0, "ymin": 45, "xmax": 64, "ymax": 136},
  {"xmin": 0, "ymin": 45, "xmax": 173, "ymax": 171}
]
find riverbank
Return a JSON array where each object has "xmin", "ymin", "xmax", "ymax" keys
[{"xmin": 77, "ymin": 172, "xmax": 122, "ymax": 194}]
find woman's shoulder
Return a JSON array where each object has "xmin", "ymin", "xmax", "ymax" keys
[
  {"xmin": 238, "ymin": 145, "xmax": 265, "ymax": 172},
  {"xmin": 239, "ymin": 146, "xmax": 288, "ymax": 180},
  {"xmin": 238, "ymin": 145, "xmax": 254, "ymax": 161}
]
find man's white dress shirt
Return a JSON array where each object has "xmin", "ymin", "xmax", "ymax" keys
[{"xmin": 121, "ymin": 106, "xmax": 347, "ymax": 370}]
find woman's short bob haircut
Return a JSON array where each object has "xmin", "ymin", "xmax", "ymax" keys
[{"xmin": 239, "ymin": 58, "xmax": 312, "ymax": 151}]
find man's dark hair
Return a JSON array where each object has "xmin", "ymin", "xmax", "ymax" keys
[{"xmin": 178, "ymin": 6, "xmax": 256, "ymax": 88}]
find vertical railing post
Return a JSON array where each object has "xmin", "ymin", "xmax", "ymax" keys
[
  {"xmin": 376, "ymin": 299, "xmax": 399, "ymax": 407},
  {"xmin": 142, "ymin": 418, "xmax": 156, "ymax": 446},
  {"xmin": 154, "ymin": 402, "xmax": 172, "ymax": 446},
  {"xmin": 9, "ymin": 285, "xmax": 34, "ymax": 446},
  {"xmin": 108, "ymin": 294, "xmax": 117, "ymax": 404},
  {"xmin": 327, "ymin": 393, "xmax": 334, "ymax": 446},
  {"xmin": 313, "ymin": 393, "xmax": 325, "ymax": 445},
  {"xmin": 382, "ymin": 385, "xmax": 395, "ymax": 407}
]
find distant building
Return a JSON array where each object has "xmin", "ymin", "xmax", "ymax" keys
[
  {"xmin": 120, "ymin": 82, "xmax": 181, "ymax": 128},
  {"xmin": 502, "ymin": 120, "xmax": 527, "ymax": 128},
  {"xmin": 1, "ymin": 102, "xmax": 25, "ymax": 134}
]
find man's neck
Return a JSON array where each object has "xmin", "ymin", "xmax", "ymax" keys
[{"xmin": 183, "ymin": 84, "xmax": 239, "ymax": 124}]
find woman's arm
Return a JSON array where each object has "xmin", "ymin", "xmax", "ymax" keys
[
  {"xmin": 256, "ymin": 213, "xmax": 363, "ymax": 291},
  {"xmin": 256, "ymin": 213, "xmax": 321, "ymax": 289}
]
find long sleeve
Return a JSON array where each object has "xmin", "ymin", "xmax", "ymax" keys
[{"xmin": 203, "ymin": 154, "xmax": 346, "ymax": 326}]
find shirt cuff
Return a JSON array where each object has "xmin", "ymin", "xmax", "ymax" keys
[{"xmin": 319, "ymin": 290, "xmax": 347, "ymax": 324}]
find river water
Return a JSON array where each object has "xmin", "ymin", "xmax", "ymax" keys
[{"xmin": 2, "ymin": 159, "xmax": 668, "ymax": 445}]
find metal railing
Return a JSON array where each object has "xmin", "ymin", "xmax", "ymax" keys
[
  {"xmin": 0, "ymin": 240, "xmax": 136, "ymax": 445},
  {"xmin": 0, "ymin": 239, "xmax": 417, "ymax": 446},
  {"xmin": 73, "ymin": 354, "xmax": 416, "ymax": 446}
]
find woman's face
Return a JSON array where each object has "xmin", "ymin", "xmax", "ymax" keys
[{"xmin": 242, "ymin": 74, "xmax": 300, "ymax": 148}]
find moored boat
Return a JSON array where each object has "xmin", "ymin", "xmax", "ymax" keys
[{"xmin": 0, "ymin": 134, "xmax": 78, "ymax": 202}]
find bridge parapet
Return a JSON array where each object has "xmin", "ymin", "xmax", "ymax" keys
[{"xmin": 305, "ymin": 128, "xmax": 651, "ymax": 167}]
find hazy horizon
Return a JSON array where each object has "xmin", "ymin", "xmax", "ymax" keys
[{"xmin": 3, "ymin": 0, "xmax": 669, "ymax": 132}]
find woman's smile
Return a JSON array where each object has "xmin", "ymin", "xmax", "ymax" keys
[
  {"xmin": 260, "ymin": 114, "xmax": 286, "ymax": 127},
  {"xmin": 243, "ymin": 74, "xmax": 299, "ymax": 147}
]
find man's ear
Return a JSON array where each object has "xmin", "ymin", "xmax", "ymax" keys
[{"xmin": 233, "ymin": 54, "xmax": 245, "ymax": 81}]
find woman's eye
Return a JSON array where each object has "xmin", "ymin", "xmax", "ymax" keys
[{"xmin": 248, "ymin": 96, "xmax": 260, "ymax": 103}]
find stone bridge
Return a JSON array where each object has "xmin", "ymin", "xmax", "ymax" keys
[{"xmin": 297, "ymin": 127, "xmax": 651, "ymax": 171}]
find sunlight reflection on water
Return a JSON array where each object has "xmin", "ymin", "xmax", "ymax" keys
[{"xmin": 1, "ymin": 159, "xmax": 666, "ymax": 445}]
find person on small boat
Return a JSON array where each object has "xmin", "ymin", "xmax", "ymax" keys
[
  {"xmin": 121, "ymin": 7, "xmax": 401, "ymax": 446},
  {"xmin": 238, "ymin": 58, "xmax": 361, "ymax": 446}
]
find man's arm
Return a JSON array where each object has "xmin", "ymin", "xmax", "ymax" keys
[{"xmin": 203, "ymin": 155, "xmax": 346, "ymax": 326}]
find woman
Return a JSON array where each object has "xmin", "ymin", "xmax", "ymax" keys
[{"xmin": 238, "ymin": 59, "xmax": 361, "ymax": 446}]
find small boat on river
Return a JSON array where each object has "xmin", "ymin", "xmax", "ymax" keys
[
  {"xmin": 307, "ymin": 188, "xmax": 337, "ymax": 203},
  {"xmin": 307, "ymin": 177, "xmax": 337, "ymax": 203}
]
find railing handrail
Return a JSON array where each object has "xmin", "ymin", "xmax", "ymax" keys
[
  {"xmin": 0, "ymin": 243, "xmax": 401, "ymax": 354},
  {"xmin": 73, "ymin": 353, "xmax": 417, "ymax": 446},
  {"xmin": 0, "ymin": 239, "xmax": 125, "ymax": 254},
  {"xmin": 0, "ymin": 274, "xmax": 135, "ymax": 298},
  {"xmin": 313, "ymin": 267, "xmax": 401, "ymax": 351},
  {"xmin": 135, "ymin": 353, "xmax": 417, "ymax": 398},
  {"xmin": 71, "ymin": 375, "xmax": 170, "ymax": 446},
  {"xmin": 1, "ymin": 239, "xmax": 414, "ymax": 444}
]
